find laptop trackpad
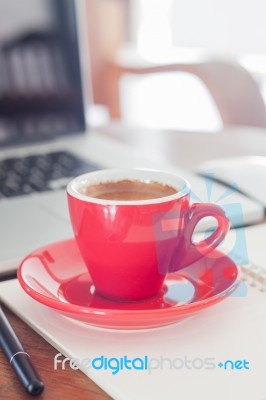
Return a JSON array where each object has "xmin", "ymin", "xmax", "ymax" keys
[{"xmin": 0, "ymin": 196, "xmax": 72, "ymax": 260}]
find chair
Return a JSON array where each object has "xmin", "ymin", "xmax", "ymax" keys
[{"xmin": 103, "ymin": 59, "xmax": 266, "ymax": 128}]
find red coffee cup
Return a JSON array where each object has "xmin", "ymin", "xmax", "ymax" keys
[{"xmin": 67, "ymin": 169, "xmax": 230, "ymax": 301}]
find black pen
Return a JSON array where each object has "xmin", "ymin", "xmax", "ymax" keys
[{"xmin": 0, "ymin": 305, "xmax": 44, "ymax": 396}]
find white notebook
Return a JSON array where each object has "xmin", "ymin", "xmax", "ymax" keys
[{"xmin": 1, "ymin": 224, "xmax": 266, "ymax": 400}]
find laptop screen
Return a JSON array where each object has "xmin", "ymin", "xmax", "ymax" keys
[{"xmin": 0, "ymin": 0, "xmax": 86, "ymax": 147}]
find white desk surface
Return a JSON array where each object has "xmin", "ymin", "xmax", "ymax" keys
[{"xmin": 99, "ymin": 123, "xmax": 266, "ymax": 171}]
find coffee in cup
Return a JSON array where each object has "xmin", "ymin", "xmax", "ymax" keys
[
  {"xmin": 67, "ymin": 168, "xmax": 229, "ymax": 302},
  {"xmin": 81, "ymin": 179, "xmax": 177, "ymax": 201}
]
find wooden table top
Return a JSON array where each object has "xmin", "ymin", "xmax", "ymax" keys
[{"xmin": 0, "ymin": 303, "xmax": 113, "ymax": 400}]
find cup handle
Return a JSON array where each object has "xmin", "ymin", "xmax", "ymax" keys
[{"xmin": 170, "ymin": 203, "xmax": 230, "ymax": 272}]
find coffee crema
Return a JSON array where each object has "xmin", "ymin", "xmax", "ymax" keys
[{"xmin": 82, "ymin": 179, "xmax": 177, "ymax": 201}]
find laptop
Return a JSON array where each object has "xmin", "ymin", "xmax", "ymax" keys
[{"xmin": 0, "ymin": 0, "xmax": 263, "ymax": 278}]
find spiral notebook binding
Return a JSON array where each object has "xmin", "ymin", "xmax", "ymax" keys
[
  {"xmin": 241, "ymin": 264, "xmax": 266, "ymax": 292},
  {"xmin": 220, "ymin": 248, "xmax": 266, "ymax": 292}
]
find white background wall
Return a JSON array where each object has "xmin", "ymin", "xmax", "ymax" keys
[
  {"xmin": 172, "ymin": 0, "xmax": 266, "ymax": 55},
  {"xmin": 122, "ymin": 0, "xmax": 266, "ymax": 131}
]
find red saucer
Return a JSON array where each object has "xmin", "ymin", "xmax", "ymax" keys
[{"xmin": 17, "ymin": 239, "xmax": 239, "ymax": 330}]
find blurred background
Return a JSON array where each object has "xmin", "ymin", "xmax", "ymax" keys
[
  {"xmin": 1, "ymin": 0, "xmax": 266, "ymax": 137},
  {"xmin": 0, "ymin": 0, "xmax": 85, "ymax": 145},
  {"xmin": 85, "ymin": 0, "xmax": 266, "ymax": 132}
]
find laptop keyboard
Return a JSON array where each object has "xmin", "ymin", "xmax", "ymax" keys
[{"xmin": 0, "ymin": 151, "xmax": 99, "ymax": 198}]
